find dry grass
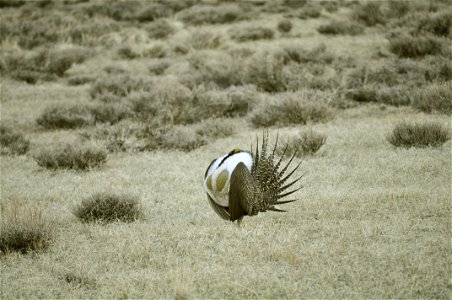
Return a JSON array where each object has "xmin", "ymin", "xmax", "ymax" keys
[
  {"xmin": 387, "ymin": 121, "xmax": 450, "ymax": 148},
  {"xmin": 34, "ymin": 143, "xmax": 107, "ymax": 170},
  {"xmin": 74, "ymin": 193, "xmax": 142, "ymax": 223},
  {"xmin": 0, "ymin": 0, "xmax": 451, "ymax": 298},
  {"xmin": 278, "ymin": 129, "xmax": 327, "ymax": 157},
  {"xmin": 0, "ymin": 125, "xmax": 30, "ymax": 155},
  {"xmin": 0, "ymin": 201, "xmax": 54, "ymax": 254},
  {"xmin": 250, "ymin": 91, "xmax": 333, "ymax": 127}
]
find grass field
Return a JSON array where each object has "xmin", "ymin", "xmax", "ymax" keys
[{"xmin": 1, "ymin": 0, "xmax": 451, "ymax": 298}]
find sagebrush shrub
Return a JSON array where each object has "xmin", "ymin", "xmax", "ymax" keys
[
  {"xmin": 159, "ymin": 126, "xmax": 207, "ymax": 151},
  {"xmin": 37, "ymin": 105, "xmax": 95, "ymax": 129},
  {"xmin": 412, "ymin": 83, "xmax": 452, "ymax": 114},
  {"xmin": 90, "ymin": 75, "xmax": 150, "ymax": 102},
  {"xmin": 317, "ymin": 20, "xmax": 364, "ymax": 35},
  {"xmin": 297, "ymin": 4, "xmax": 322, "ymax": 19},
  {"xmin": 277, "ymin": 19, "xmax": 293, "ymax": 33},
  {"xmin": 387, "ymin": 121, "xmax": 450, "ymax": 148},
  {"xmin": 250, "ymin": 91, "xmax": 333, "ymax": 127},
  {"xmin": 145, "ymin": 19, "xmax": 175, "ymax": 39},
  {"xmin": 37, "ymin": 104, "xmax": 130, "ymax": 129},
  {"xmin": 1, "ymin": 47, "xmax": 92, "ymax": 83},
  {"xmin": 242, "ymin": 50, "xmax": 286, "ymax": 92},
  {"xmin": 34, "ymin": 143, "xmax": 107, "ymax": 170},
  {"xmin": 415, "ymin": 11, "xmax": 452, "ymax": 37},
  {"xmin": 195, "ymin": 118, "xmax": 236, "ymax": 139},
  {"xmin": 388, "ymin": 34, "xmax": 447, "ymax": 58},
  {"xmin": 354, "ymin": 1, "xmax": 385, "ymax": 26},
  {"xmin": 179, "ymin": 4, "xmax": 248, "ymax": 25},
  {"xmin": 277, "ymin": 130, "xmax": 327, "ymax": 157},
  {"xmin": 0, "ymin": 125, "xmax": 30, "ymax": 155},
  {"xmin": 0, "ymin": 202, "xmax": 53, "ymax": 254},
  {"xmin": 230, "ymin": 26, "xmax": 274, "ymax": 42},
  {"xmin": 187, "ymin": 30, "xmax": 223, "ymax": 50},
  {"xmin": 74, "ymin": 193, "xmax": 142, "ymax": 223}
]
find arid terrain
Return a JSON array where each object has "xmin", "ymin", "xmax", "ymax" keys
[{"xmin": 0, "ymin": 0, "xmax": 451, "ymax": 298}]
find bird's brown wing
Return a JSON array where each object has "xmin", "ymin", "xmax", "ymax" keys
[
  {"xmin": 206, "ymin": 195, "xmax": 230, "ymax": 220},
  {"xmin": 229, "ymin": 162, "xmax": 254, "ymax": 221}
]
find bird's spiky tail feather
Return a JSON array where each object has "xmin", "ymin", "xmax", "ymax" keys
[{"xmin": 229, "ymin": 131, "xmax": 302, "ymax": 221}]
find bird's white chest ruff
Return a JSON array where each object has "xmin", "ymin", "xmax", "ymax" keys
[{"xmin": 204, "ymin": 152, "xmax": 253, "ymax": 207}]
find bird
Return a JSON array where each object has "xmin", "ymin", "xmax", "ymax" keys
[{"xmin": 203, "ymin": 131, "xmax": 302, "ymax": 223}]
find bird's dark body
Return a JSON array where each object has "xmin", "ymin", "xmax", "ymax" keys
[{"xmin": 204, "ymin": 132, "xmax": 302, "ymax": 222}]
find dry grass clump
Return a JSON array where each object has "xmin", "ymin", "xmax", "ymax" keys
[
  {"xmin": 34, "ymin": 143, "xmax": 107, "ymax": 170},
  {"xmin": 353, "ymin": 1, "xmax": 385, "ymax": 26},
  {"xmin": 296, "ymin": 3, "xmax": 322, "ymax": 19},
  {"xmin": 90, "ymin": 75, "xmax": 150, "ymax": 102},
  {"xmin": 187, "ymin": 30, "xmax": 224, "ymax": 50},
  {"xmin": 0, "ymin": 125, "xmax": 30, "ymax": 155},
  {"xmin": 80, "ymin": 120, "xmax": 144, "ymax": 153},
  {"xmin": 346, "ymin": 86, "xmax": 411, "ymax": 107},
  {"xmin": 411, "ymin": 83, "xmax": 452, "ymax": 114},
  {"xmin": 158, "ymin": 126, "xmax": 207, "ymax": 152},
  {"xmin": 387, "ymin": 121, "xmax": 450, "ymax": 148},
  {"xmin": 229, "ymin": 26, "xmax": 274, "ymax": 42},
  {"xmin": 277, "ymin": 19, "xmax": 293, "ymax": 33},
  {"xmin": 0, "ymin": 202, "xmax": 53, "ymax": 254},
  {"xmin": 0, "ymin": 7, "xmax": 119, "ymax": 49},
  {"xmin": 36, "ymin": 104, "xmax": 129, "ymax": 129},
  {"xmin": 74, "ymin": 193, "xmax": 142, "ymax": 223},
  {"xmin": 179, "ymin": 4, "xmax": 249, "ymax": 25},
  {"xmin": 278, "ymin": 130, "xmax": 327, "ymax": 157},
  {"xmin": 250, "ymin": 91, "xmax": 333, "ymax": 127},
  {"xmin": 242, "ymin": 50, "xmax": 286, "ymax": 92},
  {"xmin": 1, "ymin": 47, "xmax": 92, "ymax": 84},
  {"xmin": 181, "ymin": 51, "xmax": 241, "ymax": 88},
  {"xmin": 194, "ymin": 118, "xmax": 236, "ymax": 139},
  {"xmin": 37, "ymin": 105, "xmax": 95, "ymax": 129},
  {"xmin": 388, "ymin": 34, "xmax": 448, "ymax": 58},
  {"xmin": 148, "ymin": 60, "xmax": 170, "ymax": 75},
  {"xmin": 193, "ymin": 85, "xmax": 258, "ymax": 118},
  {"xmin": 66, "ymin": 75, "xmax": 95, "ymax": 86},
  {"xmin": 317, "ymin": 20, "xmax": 364, "ymax": 35},
  {"xmin": 145, "ymin": 19, "xmax": 176, "ymax": 39},
  {"xmin": 414, "ymin": 11, "xmax": 452, "ymax": 37}
]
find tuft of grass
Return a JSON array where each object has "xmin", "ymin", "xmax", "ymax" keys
[
  {"xmin": 388, "ymin": 34, "xmax": 448, "ymax": 58},
  {"xmin": 414, "ymin": 11, "xmax": 452, "ymax": 37},
  {"xmin": 317, "ymin": 20, "xmax": 364, "ymax": 35},
  {"xmin": 354, "ymin": 1, "xmax": 385, "ymax": 26},
  {"xmin": 250, "ymin": 91, "xmax": 333, "ymax": 127},
  {"xmin": 297, "ymin": 3, "xmax": 322, "ymax": 19},
  {"xmin": 0, "ymin": 125, "xmax": 30, "ymax": 155},
  {"xmin": 36, "ymin": 105, "xmax": 95, "ymax": 129},
  {"xmin": 34, "ymin": 143, "xmax": 107, "ymax": 170},
  {"xmin": 145, "ymin": 19, "xmax": 175, "ymax": 39},
  {"xmin": 179, "ymin": 4, "xmax": 248, "ymax": 25},
  {"xmin": 148, "ymin": 60, "xmax": 170, "ymax": 75},
  {"xmin": 90, "ymin": 75, "xmax": 150, "ymax": 102},
  {"xmin": 158, "ymin": 126, "xmax": 207, "ymax": 152},
  {"xmin": 278, "ymin": 130, "xmax": 327, "ymax": 157},
  {"xmin": 1, "ymin": 47, "xmax": 92, "ymax": 83},
  {"xmin": 195, "ymin": 118, "xmax": 236, "ymax": 139},
  {"xmin": 229, "ymin": 26, "xmax": 274, "ymax": 42},
  {"xmin": 0, "ymin": 201, "xmax": 54, "ymax": 254},
  {"xmin": 242, "ymin": 50, "xmax": 286, "ymax": 92},
  {"xmin": 387, "ymin": 121, "xmax": 450, "ymax": 148},
  {"xmin": 277, "ymin": 19, "xmax": 293, "ymax": 33},
  {"xmin": 187, "ymin": 30, "xmax": 224, "ymax": 50},
  {"xmin": 412, "ymin": 83, "xmax": 452, "ymax": 114},
  {"xmin": 67, "ymin": 75, "xmax": 95, "ymax": 86},
  {"xmin": 74, "ymin": 193, "xmax": 142, "ymax": 223}
]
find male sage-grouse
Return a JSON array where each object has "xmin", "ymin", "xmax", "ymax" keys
[{"xmin": 203, "ymin": 132, "xmax": 302, "ymax": 222}]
